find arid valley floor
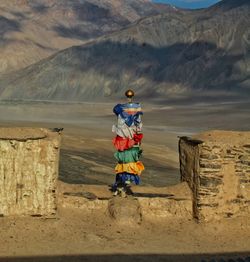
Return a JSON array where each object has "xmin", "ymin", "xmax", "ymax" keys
[{"xmin": 0, "ymin": 100, "xmax": 249, "ymax": 261}]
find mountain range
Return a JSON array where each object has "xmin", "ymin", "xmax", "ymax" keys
[
  {"xmin": 0, "ymin": 0, "xmax": 172, "ymax": 74},
  {"xmin": 0, "ymin": 0, "xmax": 249, "ymax": 102}
]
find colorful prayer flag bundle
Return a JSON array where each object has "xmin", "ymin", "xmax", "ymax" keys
[{"xmin": 112, "ymin": 103, "xmax": 144, "ymax": 192}]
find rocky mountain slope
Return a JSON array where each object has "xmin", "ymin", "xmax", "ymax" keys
[
  {"xmin": 0, "ymin": 0, "xmax": 173, "ymax": 74},
  {"xmin": 0, "ymin": 0, "xmax": 249, "ymax": 102}
]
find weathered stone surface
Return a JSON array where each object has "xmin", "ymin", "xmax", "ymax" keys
[
  {"xmin": 0, "ymin": 128, "xmax": 46, "ymax": 141},
  {"xmin": 108, "ymin": 197, "xmax": 142, "ymax": 225},
  {"xmin": 200, "ymin": 154, "xmax": 218, "ymax": 160},
  {"xmin": 240, "ymin": 179, "xmax": 250, "ymax": 183},
  {"xmin": 197, "ymin": 203, "xmax": 219, "ymax": 208},
  {"xmin": 138, "ymin": 197, "xmax": 192, "ymax": 221},
  {"xmin": 179, "ymin": 139, "xmax": 199, "ymax": 191},
  {"xmin": 232, "ymin": 148, "xmax": 245, "ymax": 153},
  {"xmin": 224, "ymin": 155, "xmax": 236, "ymax": 159},
  {"xmin": 239, "ymin": 155, "xmax": 250, "ymax": 165},
  {"xmin": 0, "ymin": 128, "xmax": 61, "ymax": 216},
  {"xmin": 58, "ymin": 182, "xmax": 193, "ymax": 222},
  {"xmin": 199, "ymin": 177, "xmax": 222, "ymax": 187},
  {"xmin": 179, "ymin": 130, "xmax": 250, "ymax": 221},
  {"xmin": 202, "ymin": 170, "xmax": 220, "ymax": 174},
  {"xmin": 200, "ymin": 163, "xmax": 222, "ymax": 169}
]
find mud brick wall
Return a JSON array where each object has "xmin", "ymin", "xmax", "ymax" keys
[
  {"xmin": 179, "ymin": 131, "xmax": 250, "ymax": 221},
  {"xmin": 0, "ymin": 128, "xmax": 61, "ymax": 217}
]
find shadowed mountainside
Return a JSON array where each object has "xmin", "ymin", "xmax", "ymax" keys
[
  {"xmin": 0, "ymin": 0, "xmax": 249, "ymax": 102},
  {"xmin": 0, "ymin": 0, "xmax": 174, "ymax": 74}
]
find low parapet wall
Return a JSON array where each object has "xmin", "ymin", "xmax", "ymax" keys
[
  {"xmin": 2, "ymin": 127, "xmax": 249, "ymax": 223},
  {"xmin": 0, "ymin": 128, "xmax": 61, "ymax": 217},
  {"xmin": 179, "ymin": 130, "xmax": 250, "ymax": 221}
]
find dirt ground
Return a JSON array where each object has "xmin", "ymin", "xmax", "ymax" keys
[
  {"xmin": 0, "ymin": 100, "xmax": 249, "ymax": 261},
  {"xmin": 0, "ymin": 205, "xmax": 249, "ymax": 261}
]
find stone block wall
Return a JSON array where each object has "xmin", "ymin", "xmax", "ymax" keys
[
  {"xmin": 179, "ymin": 130, "xmax": 250, "ymax": 221},
  {"xmin": 0, "ymin": 128, "xmax": 61, "ymax": 217}
]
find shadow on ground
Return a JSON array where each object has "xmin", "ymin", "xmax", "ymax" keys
[
  {"xmin": 0, "ymin": 253, "xmax": 249, "ymax": 262},
  {"xmin": 59, "ymin": 148, "xmax": 180, "ymax": 187}
]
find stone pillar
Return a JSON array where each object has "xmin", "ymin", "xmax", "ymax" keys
[
  {"xmin": 0, "ymin": 128, "xmax": 61, "ymax": 217},
  {"xmin": 179, "ymin": 131, "xmax": 250, "ymax": 221}
]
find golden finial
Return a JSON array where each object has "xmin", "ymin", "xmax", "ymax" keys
[{"xmin": 125, "ymin": 89, "xmax": 135, "ymax": 98}]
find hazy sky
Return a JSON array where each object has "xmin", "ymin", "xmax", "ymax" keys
[{"xmin": 153, "ymin": 0, "xmax": 222, "ymax": 9}]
